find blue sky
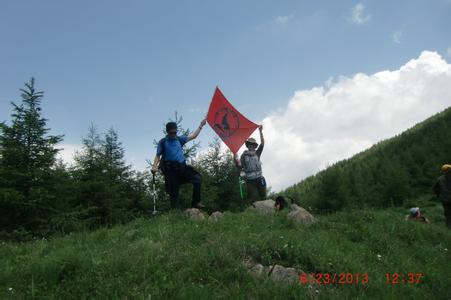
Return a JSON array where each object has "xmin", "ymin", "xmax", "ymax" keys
[{"xmin": 1, "ymin": 0, "xmax": 451, "ymax": 190}]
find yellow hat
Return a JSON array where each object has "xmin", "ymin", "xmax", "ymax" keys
[{"xmin": 441, "ymin": 164, "xmax": 451, "ymax": 173}]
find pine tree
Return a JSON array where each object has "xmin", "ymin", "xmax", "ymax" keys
[
  {"xmin": 72, "ymin": 125, "xmax": 141, "ymax": 225},
  {"xmin": 102, "ymin": 127, "xmax": 130, "ymax": 181},
  {"xmin": 0, "ymin": 78, "xmax": 63, "ymax": 235},
  {"xmin": 194, "ymin": 137, "xmax": 241, "ymax": 211}
]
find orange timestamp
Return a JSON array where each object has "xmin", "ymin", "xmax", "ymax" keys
[
  {"xmin": 385, "ymin": 273, "xmax": 424, "ymax": 284},
  {"xmin": 298, "ymin": 272, "xmax": 425, "ymax": 285},
  {"xmin": 299, "ymin": 273, "xmax": 369, "ymax": 285}
]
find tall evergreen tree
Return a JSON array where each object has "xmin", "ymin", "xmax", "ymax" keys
[
  {"xmin": 72, "ymin": 125, "xmax": 142, "ymax": 225},
  {"xmin": 102, "ymin": 127, "xmax": 130, "ymax": 181},
  {"xmin": 0, "ymin": 78, "xmax": 63, "ymax": 235}
]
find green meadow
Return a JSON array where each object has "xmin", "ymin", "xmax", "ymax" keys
[{"xmin": 1, "ymin": 198, "xmax": 450, "ymax": 299}]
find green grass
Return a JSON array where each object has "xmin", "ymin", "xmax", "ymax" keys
[{"xmin": 1, "ymin": 203, "xmax": 450, "ymax": 299}]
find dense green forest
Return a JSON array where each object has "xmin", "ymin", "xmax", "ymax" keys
[{"xmin": 282, "ymin": 106, "xmax": 451, "ymax": 211}]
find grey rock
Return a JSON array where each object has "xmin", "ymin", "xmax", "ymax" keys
[
  {"xmin": 243, "ymin": 259, "xmax": 303, "ymax": 284},
  {"xmin": 209, "ymin": 211, "xmax": 224, "ymax": 222},
  {"xmin": 251, "ymin": 199, "xmax": 276, "ymax": 214},
  {"xmin": 269, "ymin": 264, "xmax": 300, "ymax": 283},
  {"xmin": 250, "ymin": 263, "xmax": 265, "ymax": 277},
  {"xmin": 184, "ymin": 208, "xmax": 206, "ymax": 221},
  {"xmin": 287, "ymin": 204, "xmax": 316, "ymax": 225}
]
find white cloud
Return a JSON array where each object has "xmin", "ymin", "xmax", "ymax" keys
[
  {"xmin": 257, "ymin": 51, "xmax": 451, "ymax": 191},
  {"xmin": 350, "ymin": 3, "xmax": 371, "ymax": 25},
  {"xmin": 273, "ymin": 13, "xmax": 295, "ymax": 25},
  {"xmin": 56, "ymin": 143, "xmax": 81, "ymax": 166},
  {"xmin": 255, "ymin": 13, "xmax": 295, "ymax": 32},
  {"xmin": 393, "ymin": 30, "xmax": 402, "ymax": 44}
]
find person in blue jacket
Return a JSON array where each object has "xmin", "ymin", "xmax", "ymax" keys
[{"xmin": 151, "ymin": 119, "xmax": 206, "ymax": 209}]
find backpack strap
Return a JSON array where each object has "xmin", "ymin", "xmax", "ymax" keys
[{"xmin": 158, "ymin": 137, "xmax": 167, "ymax": 157}]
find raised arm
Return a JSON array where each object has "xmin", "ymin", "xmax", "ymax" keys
[
  {"xmin": 234, "ymin": 154, "xmax": 242, "ymax": 168},
  {"xmin": 259, "ymin": 125, "xmax": 264, "ymax": 145},
  {"xmin": 187, "ymin": 118, "xmax": 207, "ymax": 142}
]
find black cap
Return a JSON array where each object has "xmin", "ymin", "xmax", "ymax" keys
[{"xmin": 166, "ymin": 122, "xmax": 177, "ymax": 132}]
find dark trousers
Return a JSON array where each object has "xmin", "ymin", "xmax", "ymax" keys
[
  {"xmin": 443, "ymin": 202, "xmax": 451, "ymax": 228},
  {"xmin": 163, "ymin": 162, "xmax": 201, "ymax": 209},
  {"xmin": 245, "ymin": 177, "xmax": 267, "ymax": 204}
]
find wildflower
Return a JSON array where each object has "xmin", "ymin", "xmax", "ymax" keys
[
  {"xmin": 283, "ymin": 244, "xmax": 288, "ymax": 248},
  {"xmin": 377, "ymin": 254, "xmax": 382, "ymax": 261},
  {"xmin": 444, "ymin": 248, "xmax": 448, "ymax": 252},
  {"xmin": 8, "ymin": 287, "xmax": 13, "ymax": 292}
]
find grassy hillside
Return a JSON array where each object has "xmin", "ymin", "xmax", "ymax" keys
[
  {"xmin": 1, "ymin": 197, "xmax": 450, "ymax": 299},
  {"xmin": 282, "ymin": 107, "xmax": 451, "ymax": 211},
  {"xmin": 2, "ymin": 103, "xmax": 450, "ymax": 298}
]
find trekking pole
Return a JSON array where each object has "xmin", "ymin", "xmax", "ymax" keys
[{"xmin": 152, "ymin": 173, "xmax": 158, "ymax": 215}]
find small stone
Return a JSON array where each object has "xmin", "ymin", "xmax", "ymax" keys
[
  {"xmin": 251, "ymin": 200, "xmax": 276, "ymax": 214},
  {"xmin": 268, "ymin": 265, "xmax": 299, "ymax": 283},
  {"xmin": 209, "ymin": 211, "xmax": 223, "ymax": 222},
  {"xmin": 287, "ymin": 204, "xmax": 316, "ymax": 225},
  {"xmin": 184, "ymin": 208, "xmax": 206, "ymax": 221},
  {"xmin": 250, "ymin": 264, "xmax": 265, "ymax": 277},
  {"xmin": 243, "ymin": 259, "xmax": 304, "ymax": 285}
]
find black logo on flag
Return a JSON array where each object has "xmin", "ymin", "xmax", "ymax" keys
[{"xmin": 213, "ymin": 107, "xmax": 240, "ymax": 139}]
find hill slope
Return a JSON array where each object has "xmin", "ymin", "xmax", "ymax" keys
[
  {"xmin": 282, "ymin": 107, "xmax": 451, "ymax": 211},
  {"xmin": 1, "ymin": 201, "xmax": 450, "ymax": 299}
]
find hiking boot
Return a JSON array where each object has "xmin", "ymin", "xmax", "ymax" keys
[{"xmin": 192, "ymin": 202, "xmax": 206, "ymax": 209}]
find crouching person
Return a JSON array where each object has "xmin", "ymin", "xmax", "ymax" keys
[
  {"xmin": 405, "ymin": 207, "xmax": 430, "ymax": 224},
  {"xmin": 151, "ymin": 120, "xmax": 206, "ymax": 210}
]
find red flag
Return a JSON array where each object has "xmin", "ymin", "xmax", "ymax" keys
[{"xmin": 207, "ymin": 87, "xmax": 259, "ymax": 154}]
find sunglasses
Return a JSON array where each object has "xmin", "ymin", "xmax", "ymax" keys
[{"xmin": 168, "ymin": 131, "xmax": 177, "ymax": 135}]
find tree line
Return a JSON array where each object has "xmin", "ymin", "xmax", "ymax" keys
[
  {"xmin": 0, "ymin": 79, "xmax": 242, "ymax": 240},
  {"xmin": 282, "ymin": 106, "xmax": 451, "ymax": 212},
  {"xmin": 2, "ymin": 78, "xmax": 448, "ymax": 240}
]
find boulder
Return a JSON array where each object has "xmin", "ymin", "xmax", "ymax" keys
[
  {"xmin": 251, "ymin": 200, "xmax": 276, "ymax": 214},
  {"xmin": 184, "ymin": 208, "xmax": 206, "ymax": 221},
  {"xmin": 269, "ymin": 264, "xmax": 300, "ymax": 283},
  {"xmin": 242, "ymin": 258, "xmax": 304, "ymax": 284},
  {"xmin": 249, "ymin": 263, "xmax": 266, "ymax": 277},
  {"xmin": 287, "ymin": 204, "xmax": 316, "ymax": 225},
  {"xmin": 242, "ymin": 259, "xmax": 267, "ymax": 278},
  {"xmin": 209, "ymin": 211, "xmax": 224, "ymax": 222}
]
